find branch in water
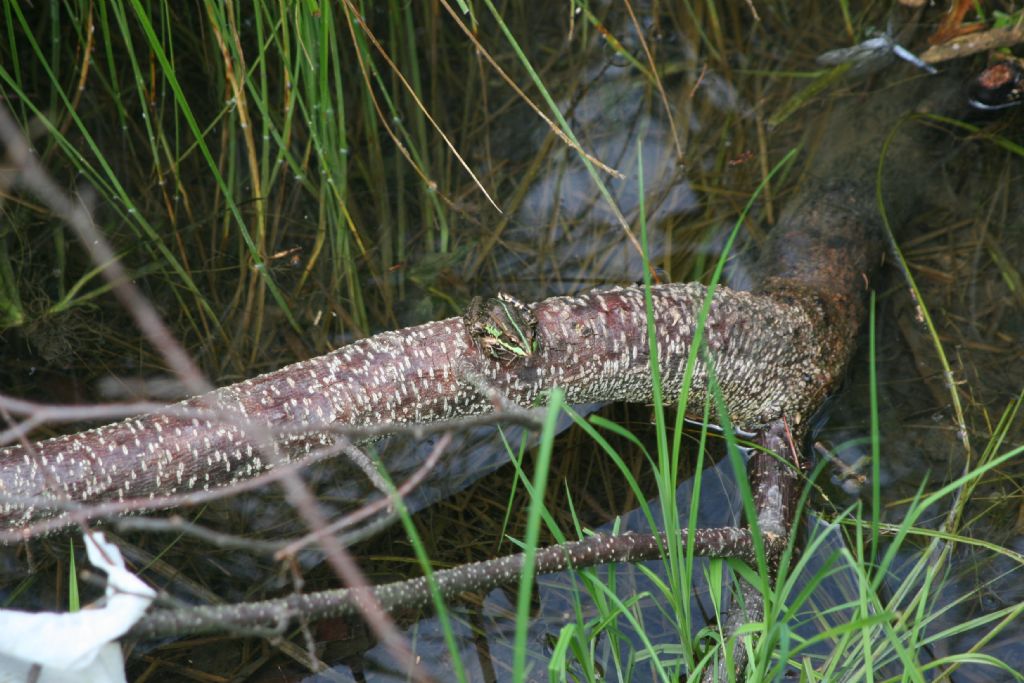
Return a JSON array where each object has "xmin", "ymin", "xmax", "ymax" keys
[{"xmin": 131, "ymin": 524, "xmax": 783, "ymax": 640}]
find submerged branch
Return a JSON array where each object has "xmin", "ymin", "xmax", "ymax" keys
[{"xmin": 132, "ymin": 525, "xmax": 782, "ymax": 639}]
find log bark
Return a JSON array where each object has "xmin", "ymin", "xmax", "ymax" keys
[
  {"xmin": 132, "ymin": 525, "xmax": 781, "ymax": 639},
  {"xmin": 0, "ymin": 283, "xmax": 840, "ymax": 534},
  {"xmin": 0, "ymin": 66, "xmax": 962, "ymax": 539},
  {"xmin": 705, "ymin": 65, "xmax": 967, "ymax": 679},
  {"xmin": 0, "ymin": 62, "xmax": 971, "ymax": 683}
]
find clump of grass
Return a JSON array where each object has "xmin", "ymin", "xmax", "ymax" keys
[{"xmin": 1, "ymin": 1, "xmax": 516, "ymax": 378}]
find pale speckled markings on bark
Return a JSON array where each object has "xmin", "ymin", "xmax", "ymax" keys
[
  {"xmin": 0, "ymin": 283, "xmax": 843, "ymax": 531},
  {"xmin": 133, "ymin": 523, "xmax": 770, "ymax": 639}
]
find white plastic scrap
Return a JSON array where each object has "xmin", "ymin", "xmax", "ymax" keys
[{"xmin": 0, "ymin": 532, "xmax": 156, "ymax": 683}]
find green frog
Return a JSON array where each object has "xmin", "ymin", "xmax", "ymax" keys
[{"xmin": 464, "ymin": 292, "xmax": 539, "ymax": 362}]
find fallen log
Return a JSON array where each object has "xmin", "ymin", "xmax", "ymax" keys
[
  {"xmin": 0, "ymin": 281, "xmax": 838, "ymax": 535},
  {"xmin": 0, "ymin": 65, "xmax": 962, "ymax": 540},
  {"xmin": 707, "ymin": 63, "xmax": 967, "ymax": 679}
]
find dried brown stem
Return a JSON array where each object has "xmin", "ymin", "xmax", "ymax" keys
[{"xmin": 0, "ymin": 100, "xmax": 432, "ymax": 681}]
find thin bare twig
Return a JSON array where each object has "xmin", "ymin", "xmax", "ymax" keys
[{"xmin": 134, "ymin": 524, "xmax": 778, "ymax": 640}]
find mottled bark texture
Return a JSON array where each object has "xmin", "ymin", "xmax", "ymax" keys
[
  {"xmin": 0, "ymin": 67, "xmax": 959, "ymax": 540},
  {"xmin": 710, "ymin": 422, "xmax": 799, "ymax": 682},
  {"xmin": 132, "ymin": 526, "xmax": 779, "ymax": 639},
  {"xmin": 0, "ymin": 283, "xmax": 840, "ymax": 532},
  {"xmin": 705, "ymin": 66, "xmax": 966, "ymax": 681}
]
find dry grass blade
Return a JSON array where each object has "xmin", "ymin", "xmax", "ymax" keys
[
  {"xmin": 340, "ymin": 0, "xmax": 501, "ymax": 213},
  {"xmin": 439, "ymin": 0, "xmax": 624, "ymax": 180}
]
